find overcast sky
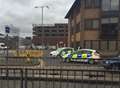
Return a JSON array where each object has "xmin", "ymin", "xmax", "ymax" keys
[{"xmin": 0, "ymin": 0, "xmax": 75, "ymax": 37}]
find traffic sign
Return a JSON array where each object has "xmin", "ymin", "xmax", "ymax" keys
[{"xmin": 5, "ymin": 26, "xmax": 10, "ymax": 33}]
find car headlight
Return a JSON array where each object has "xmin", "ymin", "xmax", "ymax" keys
[{"xmin": 105, "ymin": 61, "xmax": 110, "ymax": 64}]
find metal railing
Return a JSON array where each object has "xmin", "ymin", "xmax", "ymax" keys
[{"xmin": 0, "ymin": 67, "xmax": 119, "ymax": 88}]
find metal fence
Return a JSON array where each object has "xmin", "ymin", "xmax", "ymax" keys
[{"xmin": 0, "ymin": 67, "xmax": 120, "ymax": 88}]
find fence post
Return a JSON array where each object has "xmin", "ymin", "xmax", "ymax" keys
[
  {"xmin": 24, "ymin": 69, "xmax": 27, "ymax": 88},
  {"xmin": 21, "ymin": 69, "xmax": 24, "ymax": 88}
]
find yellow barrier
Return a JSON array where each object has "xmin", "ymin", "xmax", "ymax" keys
[{"xmin": 13, "ymin": 50, "xmax": 44, "ymax": 57}]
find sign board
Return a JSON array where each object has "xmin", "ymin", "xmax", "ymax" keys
[{"xmin": 5, "ymin": 26, "xmax": 10, "ymax": 33}]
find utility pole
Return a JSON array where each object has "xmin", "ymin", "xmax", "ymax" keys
[
  {"xmin": 35, "ymin": 6, "xmax": 49, "ymax": 48},
  {"xmin": 5, "ymin": 26, "xmax": 10, "ymax": 64}
]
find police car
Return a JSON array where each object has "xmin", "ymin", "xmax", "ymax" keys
[
  {"xmin": 62, "ymin": 49, "xmax": 100, "ymax": 64},
  {"xmin": 50, "ymin": 47, "xmax": 74, "ymax": 57}
]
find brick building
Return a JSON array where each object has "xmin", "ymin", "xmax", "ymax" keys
[
  {"xmin": 65, "ymin": 0, "xmax": 120, "ymax": 51},
  {"xmin": 32, "ymin": 23, "xmax": 68, "ymax": 48}
]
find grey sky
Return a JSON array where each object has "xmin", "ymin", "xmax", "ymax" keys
[{"xmin": 0, "ymin": 0, "xmax": 74, "ymax": 37}]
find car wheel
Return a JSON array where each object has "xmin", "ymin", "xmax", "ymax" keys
[
  {"xmin": 64, "ymin": 58, "xmax": 70, "ymax": 63},
  {"xmin": 88, "ymin": 59, "xmax": 94, "ymax": 64}
]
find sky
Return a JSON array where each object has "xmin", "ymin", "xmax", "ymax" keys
[{"xmin": 0, "ymin": 0, "xmax": 75, "ymax": 37}]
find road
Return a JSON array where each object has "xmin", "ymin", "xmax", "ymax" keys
[
  {"xmin": 41, "ymin": 56, "xmax": 104, "ymax": 70},
  {"xmin": 0, "ymin": 50, "xmax": 119, "ymax": 88}
]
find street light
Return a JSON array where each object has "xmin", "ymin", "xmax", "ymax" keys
[
  {"xmin": 5, "ymin": 26, "xmax": 10, "ymax": 65},
  {"xmin": 35, "ymin": 5, "xmax": 49, "ymax": 48}
]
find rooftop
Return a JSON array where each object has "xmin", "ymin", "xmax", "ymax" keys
[{"xmin": 65, "ymin": 0, "xmax": 81, "ymax": 18}]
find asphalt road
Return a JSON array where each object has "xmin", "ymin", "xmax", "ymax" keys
[{"xmin": 42, "ymin": 56, "xmax": 104, "ymax": 70}]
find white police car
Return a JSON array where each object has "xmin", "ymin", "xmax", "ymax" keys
[
  {"xmin": 49, "ymin": 47, "xmax": 74, "ymax": 57},
  {"xmin": 62, "ymin": 49, "xmax": 100, "ymax": 64}
]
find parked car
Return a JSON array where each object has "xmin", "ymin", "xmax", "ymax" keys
[
  {"xmin": 101, "ymin": 57, "xmax": 120, "ymax": 70},
  {"xmin": 49, "ymin": 47, "xmax": 74, "ymax": 57},
  {"xmin": 62, "ymin": 49, "xmax": 100, "ymax": 64}
]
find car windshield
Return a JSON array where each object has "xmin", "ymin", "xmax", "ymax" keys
[{"xmin": 56, "ymin": 48, "xmax": 64, "ymax": 52}]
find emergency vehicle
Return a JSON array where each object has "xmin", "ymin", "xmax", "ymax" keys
[
  {"xmin": 50, "ymin": 47, "xmax": 74, "ymax": 57},
  {"xmin": 62, "ymin": 49, "xmax": 100, "ymax": 64}
]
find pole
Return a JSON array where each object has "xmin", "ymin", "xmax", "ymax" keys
[
  {"xmin": 41, "ymin": 6, "xmax": 44, "ymax": 48},
  {"xmin": 6, "ymin": 34, "xmax": 8, "ymax": 64},
  {"xmin": 35, "ymin": 6, "xmax": 49, "ymax": 49},
  {"xmin": 17, "ymin": 29, "xmax": 20, "ymax": 56}
]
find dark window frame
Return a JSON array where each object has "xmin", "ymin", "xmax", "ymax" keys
[
  {"xmin": 85, "ymin": 19, "xmax": 100, "ymax": 30},
  {"xmin": 102, "ymin": 0, "xmax": 119, "ymax": 11},
  {"xmin": 59, "ymin": 34, "xmax": 64, "ymax": 36},
  {"xmin": 51, "ymin": 30, "xmax": 57, "ymax": 32},
  {"xmin": 44, "ymin": 30, "xmax": 50, "ymax": 32},
  {"xmin": 59, "ymin": 30, "xmax": 64, "ymax": 32},
  {"xmin": 85, "ymin": 0, "xmax": 101, "ymax": 8}
]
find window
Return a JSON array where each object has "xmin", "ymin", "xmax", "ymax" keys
[
  {"xmin": 85, "ymin": 20, "xmax": 91, "ymax": 29},
  {"xmin": 59, "ymin": 30, "xmax": 64, "ymax": 32},
  {"xmin": 111, "ymin": 0, "xmax": 119, "ymax": 10},
  {"xmin": 93, "ymin": 20, "xmax": 99, "ymax": 28},
  {"xmin": 52, "ymin": 30, "xmax": 57, "ymax": 32},
  {"xmin": 102, "ymin": 0, "xmax": 111, "ymax": 11},
  {"xmin": 101, "ymin": 17, "xmax": 119, "ymax": 24},
  {"xmin": 52, "ymin": 34, "xmax": 56, "ymax": 36},
  {"xmin": 85, "ymin": 19, "xmax": 99, "ymax": 29},
  {"xmin": 85, "ymin": 0, "xmax": 91, "ymax": 8},
  {"xmin": 59, "ymin": 25, "xmax": 64, "ymax": 28},
  {"xmin": 85, "ymin": 0, "xmax": 100, "ymax": 8},
  {"xmin": 38, "ymin": 30, "xmax": 42, "ymax": 32},
  {"xmin": 59, "ymin": 34, "xmax": 64, "ymax": 36},
  {"xmin": 45, "ymin": 34, "xmax": 50, "ymax": 36},
  {"xmin": 102, "ymin": 0, "xmax": 119, "ymax": 11},
  {"xmin": 44, "ymin": 30, "xmax": 49, "ymax": 32},
  {"xmin": 94, "ymin": 0, "xmax": 101, "ymax": 8}
]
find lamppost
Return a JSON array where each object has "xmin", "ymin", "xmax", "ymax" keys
[
  {"xmin": 35, "ymin": 5, "xmax": 49, "ymax": 48},
  {"xmin": 5, "ymin": 26, "xmax": 10, "ymax": 64}
]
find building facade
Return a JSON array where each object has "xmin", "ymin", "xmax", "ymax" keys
[
  {"xmin": 65, "ymin": 0, "xmax": 120, "ymax": 50},
  {"xmin": 32, "ymin": 23, "xmax": 68, "ymax": 47}
]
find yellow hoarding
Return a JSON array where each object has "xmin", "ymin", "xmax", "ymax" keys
[{"xmin": 13, "ymin": 50, "xmax": 44, "ymax": 57}]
